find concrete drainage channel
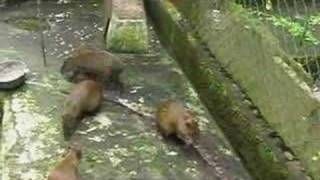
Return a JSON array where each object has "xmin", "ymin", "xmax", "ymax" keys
[{"xmin": 143, "ymin": 0, "xmax": 311, "ymax": 180}]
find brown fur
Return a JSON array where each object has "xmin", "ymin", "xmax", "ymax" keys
[
  {"xmin": 48, "ymin": 147, "xmax": 82, "ymax": 180},
  {"xmin": 62, "ymin": 80, "xmax": 103, "ymax": 140},
  {"xmin": 61, "ymin": 48, "xmax": 124, "ymax": 90},
  {"xmin": 156, "ymin": 99, "xmax": 200, "ymax": 145},
  {"xmin": 72, "ymin": 72, "xmax": 100, "ymax": 82}
]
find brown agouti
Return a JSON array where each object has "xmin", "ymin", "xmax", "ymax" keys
[
  {"xmin": 156, "ymin": 99, "xmax": 200, "ymax": 145},
  {"xmin": 62, "ymin": 80, "xmax": 103, "ymax": 140},
  {"xmin": 48, "ymin": 146, "xmax": 82, "ymax": 180},
  {"xmin": 61, "ymin": 48, "xmax": 124, "ymax": 91}
]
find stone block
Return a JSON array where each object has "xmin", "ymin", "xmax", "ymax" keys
[{"xmin": 105, "ymin": 0, "xmax": 148, "ymax": 53}]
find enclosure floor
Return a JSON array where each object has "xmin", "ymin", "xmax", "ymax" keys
[{"xmin": 0, "ymin": 0, "xmax": 251, "ymax": 179}]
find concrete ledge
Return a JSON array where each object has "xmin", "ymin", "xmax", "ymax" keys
[
  {"xmin": 144, "ymin": 0, "xmax": 309, "ymax": 179},
  {"xmin": 105, "ymin": 0, "xmax": 148, "ymax": 53}
]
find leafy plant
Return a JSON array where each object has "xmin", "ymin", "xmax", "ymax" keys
[{"xmin": 250, "ymin": 10, "xmax": 320, "ymax": 46}]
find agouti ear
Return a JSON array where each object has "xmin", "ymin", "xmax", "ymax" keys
[
  {"xmin": 67, "ymin": 145, "xmax": 82, "ymax": 160},
  {"xmin": 185, "ymin": 121, "xmax": 193, "ymax": 128}
]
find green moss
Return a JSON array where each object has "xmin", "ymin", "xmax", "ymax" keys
[
  {"xmin": 259, "ymin": 144, "xmax": 276, "ymax": 162},
  {"xmin": 11, "ymin": 18, "xmax": 42, "ymax": 31},
  {"xmin": 0, "ymin": 49, "xmax": 23, "ymax": 64},
  {"xmin": 108, "ymin": 22, "xmax": 148, "ymax": 53},
  {"xmin": 200, "ymin": 61, "xmax": 226, "ymax": 94}
]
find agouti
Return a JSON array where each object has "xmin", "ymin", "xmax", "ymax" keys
[
  {"xmin": 48, "ymin": 146, "xmax": 82, "ymax": 180},
  {"xmin": 62, "ymin": 80, "xmax": 103, "ymax": 140},
  {"xmin": 61, "ymin": 48, "xmax": 124, "ymax": 91},
  {"xmin": 156, "ymin": 99, "xmax": 200, "ymax": 145}
]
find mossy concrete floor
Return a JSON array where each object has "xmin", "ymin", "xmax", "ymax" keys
[{"xmin": 0, "ymin": 0, "xmax": 251, "ymax": 180}]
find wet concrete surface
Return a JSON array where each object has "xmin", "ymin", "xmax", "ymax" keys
[{"xmin": 0, "ymin": 0, "xmax": 251, "ymax": 179}]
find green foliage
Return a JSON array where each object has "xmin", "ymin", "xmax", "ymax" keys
[
  {"xmin": 108, "ymin": 23, "xmax": 148, "ymax": 53},
  {"xmin": 250, "ymin": 11, "xmax": 320, "ymax": 46},
  {"xmin": 12, "ymin": 18, "xmax": 41, "ymax": 31},
  {"xmin": 268, "ymin": 16, "xmax": 319, "ymax": 45}
]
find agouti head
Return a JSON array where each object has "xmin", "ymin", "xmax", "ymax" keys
[
  {"xmin": 176, "ymin": 110, "xmax": 200, "ymax": 145},
  {"xmin": 66, "ymin": 145, "xmax": 82, "ymax": 161}
]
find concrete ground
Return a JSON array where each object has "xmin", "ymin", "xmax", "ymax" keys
[{"xmin": 0, "ymin": 0, "xmax": 251, "ymax": 179}]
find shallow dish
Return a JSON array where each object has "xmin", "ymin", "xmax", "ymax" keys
[{"xmin": 0, "ymin": 60, "xmax": 27, "ymax": 90}]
